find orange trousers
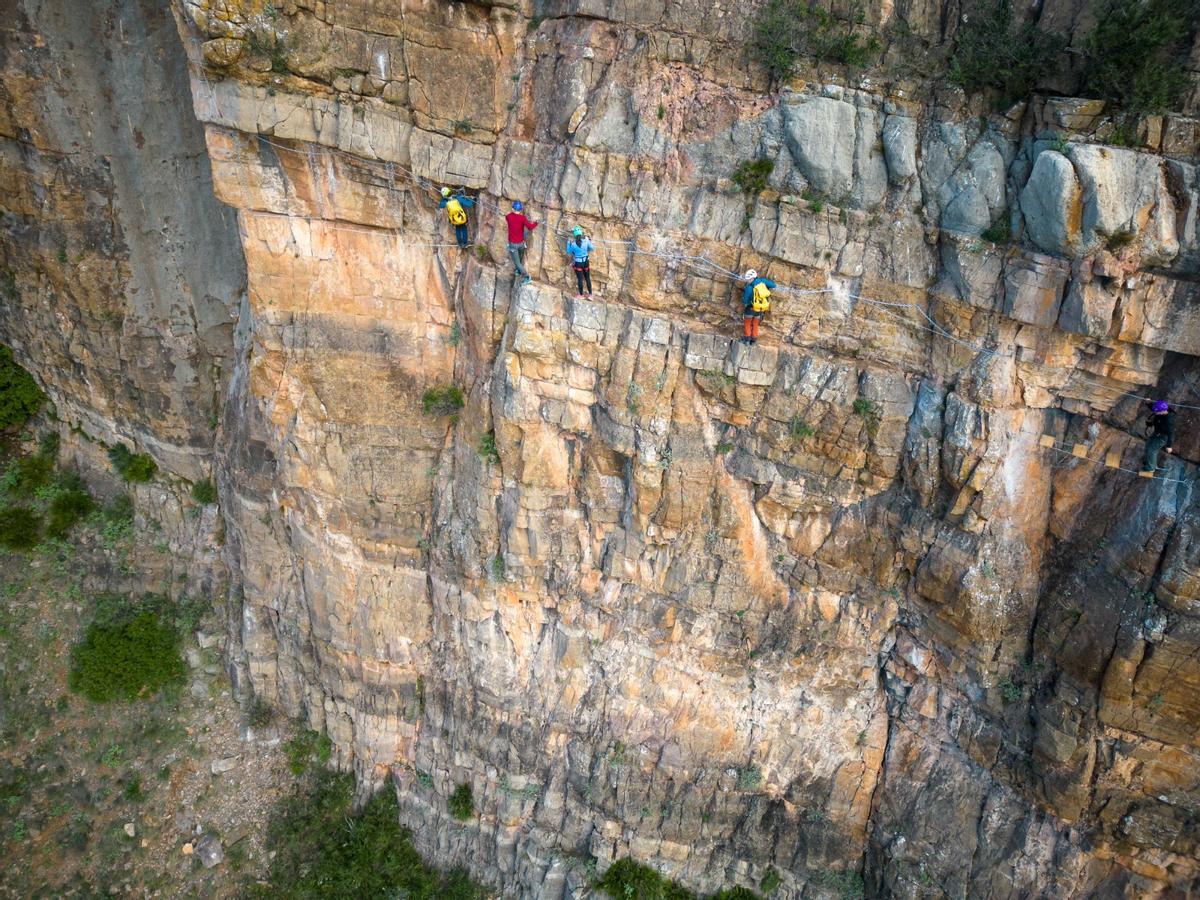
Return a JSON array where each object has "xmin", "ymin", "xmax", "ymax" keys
[{"xmin": 743, "ymin": 315, "xmax": 761, "ymax": 338}]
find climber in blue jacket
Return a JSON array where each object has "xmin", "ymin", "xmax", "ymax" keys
[{"xmin": 740, "ymin": 269, "xmax": 776, "ymax": 345}]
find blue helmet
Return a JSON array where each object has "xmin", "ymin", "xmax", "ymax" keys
[{"xmin": 513, "ymin": 200, "xmax": 523, "ymax": 211}]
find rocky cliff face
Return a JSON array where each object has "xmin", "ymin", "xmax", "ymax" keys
[{"xmin": 4, "ymin": 0, "xmax": 1200, "ymax": 896}]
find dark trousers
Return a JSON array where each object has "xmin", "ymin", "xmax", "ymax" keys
[
  {"xmin": 573, "ymin": 261, "xmax": 592, "ymax": 294},
  {"xmin": 454, "ymin": 223, "xmax": 469, "ymax": 247},
  {"xmin": 1145, "ymin": 434, "xmax": 1169, "ymax": 471}
]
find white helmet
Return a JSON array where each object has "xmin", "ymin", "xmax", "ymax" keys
[{"xmin": 744, "ymin": 269, "xmax": 758, "ymax": 281}]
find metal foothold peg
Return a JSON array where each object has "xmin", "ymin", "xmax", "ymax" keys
[
  {"xmin": 1039, "ymin": 434, "xmax": 1055, "ymax": 448},
  {"xmin": 1071, "ymin": 444, "xmax": 1088, "ymax": 458}
]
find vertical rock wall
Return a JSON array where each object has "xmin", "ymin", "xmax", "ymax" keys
[{"xmin": 3, "ymin": 0, "xmax": 1200, "ymax": 896}]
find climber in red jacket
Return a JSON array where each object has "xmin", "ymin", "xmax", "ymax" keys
[{"xmin": 505, "ymin": 201, "xmax": 538, "ymax": 285}]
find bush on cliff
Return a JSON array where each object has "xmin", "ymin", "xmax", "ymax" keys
[
  {"xmin": 68, "ymin": 605, "xmax": 186, "ymax": 703},
  {"xmin": 248, "ymin": 771, "xmax": 484, "ymax": 899},
  {"xmin": 0, "ymin": 505, "xmax": 42, "ymax": 550},
  {"xmin": 1080, "ymin": 0, "xmax": 1199, "ymax": 123},
  {"xmin": 949, "ymin": 0, "xmax": 1066, "ymax": 103},
  {"xmin": 0, "ymin": 345, "xmax": 43, "ymax": 431},
  {"xmin": 422, "ymin": 385, "xmax": 465, "ymax": 417},
  {"xmin": 107, "ymin": 443, "xmax": 157, "ymax": 483},
  {"xmin": 596, "ymin": 858, "xmax": 697, "ymax": 900},
  {"xmin": 750, "ymin": 0, "xmax": 880, "ymax": 82}
]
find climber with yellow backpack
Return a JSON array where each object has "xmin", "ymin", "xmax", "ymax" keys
[
  {"xmin": 440, "ymin": 186, "xmax": 475, "ymax": 248},
  {"xmin": 741, "ymin": 269, "xmax": 775, "ymax": 345}
]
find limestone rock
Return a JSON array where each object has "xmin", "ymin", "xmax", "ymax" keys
[{"xmin": 1020, "ymin": 150, "xmax": 1082, "ymax": 255}]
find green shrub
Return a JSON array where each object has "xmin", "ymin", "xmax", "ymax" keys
[
  {"xmin": 732, "ymin": 158, "xmax": 775, "ymax": 197},
  {"xmin": 248, "ymin": 696, "xmax": 276, "ymax": 728},
  {"xmin": 737, "ymin": 764, "xmax": 762, "ymax": 790},
  {"xmin": 1080, "ymin": 0, "xmax": 1198, "ymax": 121},
  {"xmin": 3, "ymin": 453, "xmax": 53, "ymax": 497},
  {"xmin": 711, "ymin": 889, "xmax": 760, "ymax": 900},
  {"xmin": 980, "ymin": 216, "xmax": 1010, "ymax": 244},
  {"xmin": 249, "ymin": 771, "xmax": 485, "ymax": 899},
  {"xmin": 477, "ymin": 432, "xmax": 500, "ymax": 466},
  {"xmin": 750, "ymin": 0, "xmax": 880, "ymax": 82},
  {"xmin": 998, "ymin": 676, "xmax": 1022, "ymax": 703},
  {"xmin": 760, "ymin": 867, "xmax": 782, "ymax": 894},
  {"xmin": 107, "ymin": 444, "xmax": 157, "ymax": 483},
  {"xmin": 0, "ymin": 506, "xmax": 41, "ymax": 550},
  {"xmin": 0, "ymin": 346, "xmax": 44, "ymax": 430},
  {"xmin": 788, "ymin": 416, "xmax": 814, "ymax": 442},
  {"xmin": 949, "ymin": 0, "xmax": 1066, "ymax": 103},
  {"xmin": 67, "ymin": 609, "xmax": 186, "ymax": 703},
  {"xmin": 421, "ymin": 385, "xmax": 465, "ymax": 417},
  {"xmin": 191, "ymin": 479, "xmax": 216, "ymax": 505},
  {"xmin": 815, "ymin": 869, "xmax": 865, "ymax": 900},
  {"xmin": 852, "ymin": 397, "xmax": 881, "ymax": 437},
  {"xmin": 46, "ymin": 486, "xmax": 95, "ymax": 538},
  {"xmin": 596, "ymin": 858, "xmax": 696, "ymax": 900},
  {"xmin": 449, "ymin": 782, "xmax": 475, "ymax": 820},
  {"xmin": 284, "ymin": 729, "xmax": 333, "ymax": 776}
]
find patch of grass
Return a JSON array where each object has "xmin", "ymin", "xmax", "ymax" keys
[
  {"xmin": 1105, "ymin": 228, "xmax": 1137, "ymax": 251},
  {"xmin": 491, "ymin": 551, "xmax": 506, "ymax": 582},
  {"xmin": 3, "ymin": 453, "xmax": 54, "ymax": 497},
  {"xmin": 1080, "ymin": 0, "xmax": 1198, "ymax": 122},
  {"xmin": 449, "ymin": 782, "xmax": 475, "ymax": 820},
  {"xmin": 816, "ymin": 870, "xmax": 865, "ymax": 900},
  {"xmin": 788, "ymin": 415, "xmax": 814, "ymax": 443},
  {"xmin": 596, "ymin": 858, "xmax": 696, "ymax": 900},
  {"xmin": 711, "ymin": 889, "xmax": 759, "ymax": 900},
  {"xmin": 0, "ymin": 346, "xmax": 44, "ymax": 430},
  {"xmin": 761, "ymin": 867, "xmax": 781, "ymax": 894},
  {"xmin": 477, "ymin": 432, "xmax": 500, "ymax": 466},
  {"xmin": 245, "ymin": 25, "xmax": 290, "ymax": 74},
  {"xmin": 191, "ymin": 479, "xmax": 216, "ymax": 505},
  {"xmin": 980, "ymin": 216, "xmax": 1010, "ymax": 244},
  {"xmin": 737, "ymin": 764, "xmax": 762, "ymax": 790},
  {"xmin": 732, "ymin": 158, "xmax": 775, "ymax": 197},
  {"xmin": 949, "ymin": 0, "xmax": 1066, "ymax": 103},
  {"xmin": 283, "ymin": 729, "xmax": 333, "ymax": 776},
  {"xmin": 715, "ymin": 441, "xmax": 734, "ymax": 455},
  {"xmin": 248, "ymin": 771, "xmax": 485, "ymax": 899},
  {"xmin": 0, "ymin": 506, "xmax": 41, "ymax": 550},
  {"xmin": 852, "ymin": 397, "xmax": 881, "ymax": 438},
  {"xmin": 46, "ymin": 475, "xmax": 95, "ymax": 538},
  {"xmin": 750, "ymin": 0, "xmax": 881, "ymax": 82},
  {"xmin": 107, "ymin": 443, "xmax": 157, "ymax": 483},
  {"xmin": 446, "ymin": 321, "xmax": 461, "ymax": 347},
  {"xmin": 67, "ymin": 608, "xmax": 186, "ymax": 703},
  {"xmin": 421, "ymin": 385, "xmax": 465, "ymax": 417},
  {"xmin": 998, "ymin": 676, "xmax": 1022, "ymax": 703}
]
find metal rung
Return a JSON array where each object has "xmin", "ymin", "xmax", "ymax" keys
[
  {"xmin": 1039, "ymin": 434, "xmax": 1056, "ymax": 448},
  {"xmin": 1072, "ymin": 443, "xmax": 1088, "ymax": 458},
  {"xmin": 1139, "ymin": 470, "xmax": 1154, "ymax": 478},
  {"xmin": 1105, "ymin": 452, "xmax": 1121, "ymax": 468}
]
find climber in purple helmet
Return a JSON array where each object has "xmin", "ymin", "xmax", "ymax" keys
[{"xmin": 1143, "ymin": 400, "xmax": 1175, "ymax": 474}]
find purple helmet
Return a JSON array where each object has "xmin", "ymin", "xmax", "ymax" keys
[{"xmin": 1153, "ymin": 401, "xmax": 1169, "ymax": 413}]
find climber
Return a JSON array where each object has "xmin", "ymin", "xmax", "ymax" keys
[
  {"xmin": 1142, "ymin": 400, "xmax": 1176, "ymax": 474},
  {"xmin": 505, "ymin": 200, "xmax": 538, "ymax": 284},
  {"xmin": 440, "ymin": 186, "xmax": 475, "ymax": 249},
  {"xmin": 740, "ymin": 269, "xmax": 775, "ymax": 345},
  {"xmin": 565, "ymin": 225, "xmax": 594, "ymax": 299}
]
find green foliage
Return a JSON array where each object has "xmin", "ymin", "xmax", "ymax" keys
[
  {"xmin": 107, "ymin": 444, "xmax": 157, "ymax": 483},
  {"xmin": 788, "ymin": 415, "xmax": 814, "ymax": 442},
  {"xmin": 246, "ymin": 24, "xmax": 290, "ymax": 74},
  {"xmin": 284, "ymin": 729, "xmax": 333, "ymax": 776},
  {"xmin": 760, "ymin": 867, "xmax": 781, "ymax": 894},
  {"xmin": 816, "ymin": 870, "xmax": 865, "ymax": 900},
  {"xmin": 949, "ymin": 1, "xmax": 1066, "ymax": 103},
  {"xmin": 852, "ymin": 397, "xmax": 881, "ymax": 437},
  {"xmin": 737, "ymin": 764, "xmax": 762, "ymax": 790},
  {"xmin": 732, "ymin": 158, "xmax": 775, "ymax": 197},
  {"xmin": 249, "ymin": 771, "xmax": 485, "ymax": 899},
  {"xmin": 1080, "ymin": 0, "xmax": 1199, "ymax": 121},
  {"xmin": 477, "ymin": 432, "xmax": 500, "ymax": 466},
  {"xmin": 421, "ymin": 385, "xmax": 465, "ymax": 417},
  {"xmin": 67, "ymin": 609, "xmax": 186, "ymax": 703},
  {"xmin": 750, "ymin": 0, "xmax": 881, "ymax": 81},
  {"xmin": 0, "ymin": 506, "xmax": 41, "ymax": 550},
  {"xmin": 191, "ymin": 479, "xmax": 216, "ymax": 505},
  {"xmin": 980, "ymin": 216, "xmax": 1010, "ymax": 244},
  {"xmin": 0, "ymin": 346, "xmax": 44, "ymax": 430},
  {"xmin": 596, "ymin": 858, "xmax": 697, "ymax": 900},
  {"xmin": 3, "ymin": 453, "xmax": 53, "ymax": 497},
  {"xmin": 46, "ymin": 484, "xmax": 95, "ymax": 538},
  {"xmin": 491, "ymin": 551, "xmax": 506, "ymax": 582},
  {"xmin": 248, "ymin": 696, "xmax": 276, "ymax": 728},
  {"xmin": 446, "ymin": 321, "xmax": 462, "ymax": 347},
  {"xmin": 449, "ymin": 782, "xmax": 475, "ymax": 820},
  {"xmin": 711, "ymin": 889, "xmax": 760, "ymax": 900},
  {"xmin": 998, "ymin": 676, "xmax": 1022, "ymax": 703},
  {"xmin": 715, "ymin": 441, "xmax": 734, "ymax": 455},
  {"xmin": 1105, "ymin": 228, "xmax": 1137, "ymax": 251}
]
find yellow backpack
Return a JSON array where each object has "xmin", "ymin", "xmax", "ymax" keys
[
  {"xmin": 445, "ymin": 197, "xmax": 468, "ymax": 226},
  {"xmin": 751, "ymin": 281, "xmax": 772, "ymax": 313}
]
